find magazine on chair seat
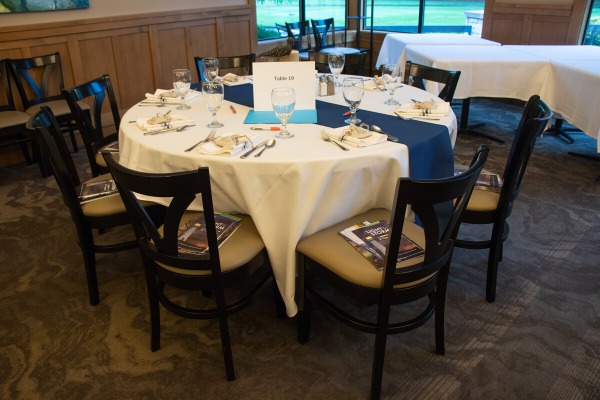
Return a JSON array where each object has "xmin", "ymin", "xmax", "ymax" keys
[
  {"xmin": 177, "ymin": 213, "xmax": 242, "ymax": 255},
  {"xmin": 339, "ymin": 220, "xmax": 424, "ymax": 271},
  {"xmin": 454, "ymin": 164, "xmax": 503, "ymax": 193},
  {"xmin": 77, "ymin": 180, "xmax": 119, "ymax": 204}
]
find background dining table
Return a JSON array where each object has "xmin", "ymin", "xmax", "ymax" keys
[{"xmin": 118, "ymin": 76, "xmax": 457, "ymax": 316}]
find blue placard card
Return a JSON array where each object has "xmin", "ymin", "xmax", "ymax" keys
[{"xmin": 243, "ymin": 110, "xmax": 318, "ymax": 124}]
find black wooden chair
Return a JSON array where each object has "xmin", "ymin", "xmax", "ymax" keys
[
  {"xmin": 62, "ymin": 74, "xmax": 120, "ymax": 178},
  {"xmin": 309, "ymin": 51, "xmax": 367, "ymax": 76},
  {"xmin": 26, "ymin": 107, "xmax": 163, "ymax": 306},
  {"xmin": 0, "ymin": 59, "xmax": 38, "ymax": 171},
  {"xmin": 102, "ymin": 152, "xmax": 286, "ymax": 381},
  {"xmin": 285, "ymin": 21, "xmax": 311, "ymax": 59},
  {"xmin": 275, "ymin": 23, "xmax": 287, "ymax": 36},
  {"xmin": 454, "ymin": 95, "xmax": 552, "ymax": 303},
  {"xmin": 8, "ymin": 52, "xmax": 90, "ymax": 153},
  {"xmin": 296, "ymin": 146, "xmax": 490, "ymax": 400},
  {"xmin": 194, "ymin": 54, "xmax": 255, "ymax": 82},
  {"xmin": 403, "ymin": 61, "xmax": 461, "ymax": 103},
  {"xmin": 310, "ymin": 18, "xmax": 363, "ymax": 55}
]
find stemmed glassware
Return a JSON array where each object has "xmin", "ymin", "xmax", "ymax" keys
[
  {"xmin": 271, "ymin": 88, "xmax": 296, "ymax": 139},
  {"xmin": 342, "ymin": 77, "xmax": 364, "ymax": 124},
  {"xmin": 202, "ymin": 81, "xmax": 224, "ymax": 128},
  {"xmin": 382, "ymin": 64, "xmax": 401, "ymax": 105},
  {"xmin": 173, "ymin": 69, "xmax": 192, "ymax": 110},
  {"xmin": 328, "ymin": 52, "xmax": 345, "ymax": 87},
  {"xmin": 201, "ymin": 58, "xmax": 219, "ymax": 82}
]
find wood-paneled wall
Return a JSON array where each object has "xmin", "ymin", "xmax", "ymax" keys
[
  {"xmin": 481, "ymin": 0, "xmax": 589, "ymax": 45},
  {"xmin": 0, "ymin": 4, "xmax": 257, "ymax": 114}
]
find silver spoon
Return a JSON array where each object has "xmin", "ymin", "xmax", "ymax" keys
[
  {"xmin": 254, "ymin": 139, "xmax": 276, "ymax": 157},
  {"xmin": 370, "ymin": 125, "xmax": 399, "ymax": 142}
]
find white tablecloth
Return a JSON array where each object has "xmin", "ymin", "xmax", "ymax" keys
[
  {"xmin": 539, "ymin": 60, "xmax": 600, "ymax": 151},
  {"xmin": 375, "ymin": 33, "xmax": 500, "ymax": 70},
  {"xmin": 504, "ymin": 45, "xmax": 600, "ymax": 61},
  {"xmin": 118, "ymin": 79, "xmax": 457, "ymax": 316},
  {"xmin": 403, "ymin": 45, "xmax": 550, "ymax": 101}
]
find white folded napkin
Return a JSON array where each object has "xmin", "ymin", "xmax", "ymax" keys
[
  {"xmin": 197, "ymin": 134, "xmax": 261, "ymax": 156},
  {"xmin": 364, "ymin": 80, "xmax": 386, "ymax": 92},
  {"xmin": 324, "ymin": 126, "xmax": 387, "ymax": 148},
  {"xmin": 136, "ymin": 113, "xmax": 195, "ymax": 132},
  {"xmin": 145, "ymin": 89, "xmax": 200, "ymax": 104},
  {"xmin": 219, "ymin": 74, "xmax": 251, "ymax": 87},
  {"xmin": 395, "ymin": 101, "xmax": 450, "ymax": 117}
]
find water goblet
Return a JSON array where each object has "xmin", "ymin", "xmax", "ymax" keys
[
  {"xmin": 201, "ymin": 58, "xmax": 219, "ymax": 82},
  {"xmin": 271, "ymin": 87, "xmax": 296, "ymax": 139},
  {"xmin": 328, "ymin": 52, "xmax": 345, "ymax": 87},
  {"xmin": 342, "ymin": 77, "xmax": 364, "ymax": 124},
  {"xmin": 173, "ymin": 69, "xmax": 192, "ymax": 110},
  {"xmin": 382, "ymin": 64, "xmax": 401, "ymax": 105},
  {"xmin": 202, "ymin": 81, "xmax": 224, "ymax": 128}
]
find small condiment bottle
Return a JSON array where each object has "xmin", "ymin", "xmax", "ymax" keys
[
  {"xmin": 326, "ymin": 75, "xmax": 335, "ymax": 95},
  {"xmin": 318, "ymin": 76, "xmax": 327, "ymax": 97}
]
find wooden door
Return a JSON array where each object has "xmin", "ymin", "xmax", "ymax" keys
[{"xmin": 482, "ymin": 0, "xmax": 589, "ymax": 45}]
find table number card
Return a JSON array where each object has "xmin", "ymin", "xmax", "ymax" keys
[{"xmin": 252, "ymin": 61, "xmax": 316, "ymax": 111}]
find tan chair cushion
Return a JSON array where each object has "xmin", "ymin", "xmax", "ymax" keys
[
  {"xmin": 25, "ymin": 99, "xmax": 90, "ymax": 117},
  {"xmin": 80, "ymin": 173, "xmax": 154, "ymax": 217},
  {"xmin": 156, "ymin": 212, "xmax": 265, "ymax": 276},
  {"xmin": 297, "ymin": 209, "xmax": 433, "ymax": 289},
  {"xmin": 0, "ymin": 110, "xmax": 30, "ymax": 129},
  {"xmin": 466, "ymin": 190, "xmax": 500, "ymax": 212},
  {"xmin": 96, "ymin": 151, "xmax": 119, "ymax": 167}
]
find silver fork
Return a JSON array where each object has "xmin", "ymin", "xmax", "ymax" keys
[
  {"xmin": 184, "ymin": 130, "xmax": 216, "ymax": 152},
  {"xmin": 320, "ymin": 130, "xmax": 349, "ymax": 151}
]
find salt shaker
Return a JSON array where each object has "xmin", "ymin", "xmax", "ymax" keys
[
  {"xmin": 318, "ymin": 76, "xmax": 328, "ymax": 97},
  {"xmin": 326, "ymin": 75, "xmax": 335, "ymax": 95}
]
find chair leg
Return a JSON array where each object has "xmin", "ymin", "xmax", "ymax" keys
[
  {"xmin": 80, "ymin": 234, "xmax": 99, "ymax": 306},
  {"xmin": 143, "ymin": 263, "xmax": 161, "ymax": 352},
  {"xmin": 370, "ymin": 301, "xmax": 392, "ymax": 400},
  {"xmin": 18, "ymin": 136, "xmax": 33, "ymax": 165},
  {"xmin": 32, "ymin": 141, "xmax": 49, "ymax": 178},
  {"xmin": 486, "ymin": 223, "xmax": 504, "ymax": 303},
  {"xmin": 297, "ymin": 252, "xmax": 312, "ymax": 344},
  {"xmin": 67, "ymin": 121, "xmax": 78, "ymax": 152},
  {"xmin": 272, "ymin": 276, "xmax": 287, "ymax": 320},
  {"xmin": 215, "ymin": 286, "xmax": 236, "ymax": 381},
  {"xmin": 435, "ymin": 260, "xmax": 451, "ymax": 356}
]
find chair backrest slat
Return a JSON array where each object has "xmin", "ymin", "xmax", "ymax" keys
[
  {"xmin": 403, "ymin": 61, "xmax": 460, "ymax": 103},
  {"xmin": 311, "ymin": 18, "xmax": 335, "ymax": 50},
  {"xmin": 102, "ymin": 152, "xmax": 220, "ymax": 272},
  {"xmin": 309, "ymin": 51, "xmax": 367, "ymax": 76},
  {"xmin": 386, "ymin": 146, "xmax": 490, "ymax": 288},
  {"xmin": 8, "ymin": 53, "xmax": 65, "ymax": 109},
  {"xmin": 194, "ymin": 54, "xmax": 256, "ymax": 82},
  {"xmin": 286, "ymin": 21, "xmax": 311, "ymax": 52},
  {"xmin": 0, "ymin": 59, "xmax": 16, "ymax": 113}
]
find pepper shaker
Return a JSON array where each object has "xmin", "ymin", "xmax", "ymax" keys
[
  {"xmin": 318, "ymin": 76, "xmax": 328, "ymax": 97},
  {"xmin": 326, "ymin": 75, "xmax": 335, "ymax": 95}
]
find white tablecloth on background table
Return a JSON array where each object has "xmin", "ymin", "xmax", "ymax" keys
[
  {"xmin": 504, "ymin": 45, "xmax": 600, "ymax": 61},
  {"xmin": 118, "ymin": 79, "xmax": 457, "ymax": 317},
  {"xmin": 375, "ymin": 33, "xmax": 500, "ymax": 71},
  {"xmin": 540, "ymin": 60, "xmax": 600, "ymax": 151},
  {"xmin": 403, "ymin": 45, "xmax": 550, "ymax": 101}
]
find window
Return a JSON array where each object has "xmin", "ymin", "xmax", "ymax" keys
[
  {"xmin": 256, "ymin": 0, "xmax": 345, "ymax": 41},
  {"xmin": 365, "ymin": 0, "xmax": 485, "ymax": 37},
  {"xmin": 583, "ymin": 0, "xmax": 600, "ymax": 46}
]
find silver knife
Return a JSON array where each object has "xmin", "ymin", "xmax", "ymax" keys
[
  {"xmin": 143, "ymin": 124, "xmax": 195, "ymax": 136},
  {"xmin": 240, "ymin": 140, "xmax": 268, "ymax": 159}
]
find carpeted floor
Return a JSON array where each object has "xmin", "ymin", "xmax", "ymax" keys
[{"xmin": 1, "ymin": 99, "xmax": 599, "ymax": 400}]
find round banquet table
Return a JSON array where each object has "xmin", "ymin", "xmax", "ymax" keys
[{"xmin": 118, "ymin": 77, "xmax": 457, "ymax": 317}]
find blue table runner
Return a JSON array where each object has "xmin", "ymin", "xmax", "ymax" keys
[{"xmin": 192, "ymin": 83, "xmax": 454, "ymax": 180}]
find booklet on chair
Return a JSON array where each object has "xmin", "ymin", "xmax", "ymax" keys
[
  {"xmin": 102, "ymin": 140, "xmax": 119, "ymax": 152},
  {"xmin": 339, "ymin": 220, "xmax": 424, "ymax": 271},
  {"xmin": 454, "ymin": 164, "xmax": 503, "ymax": 193},
  {"xmin": 177, "ymin": 213, "xmax": 242, "ymax": 255},
  {"xmin": 77, "ymin": 180, "xmax": 119, "ymax": 204}
]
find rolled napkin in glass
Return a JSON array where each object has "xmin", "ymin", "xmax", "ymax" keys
[
  {"xmin": 395, "ymin": 100, "xmax": 450, "ymax": 117},
  {"xmin": 363, "ymin": 75, "xmax": 387, "ymax": 92},
  {"xmin": 219, "ymin": 73, "xmax": 250, "ymax": 87},
  {"xmin": 137, "ymin": 113, "xmax": 195, "ymax": 132},
  {"xmin": 324, "ymin": 124, "xmax": 387, "ymax": 147},
  {"xmin": 197, "ymin": 134, "xmax": 261, "ymax": 156},
  {"xmin": 144, "ymin": 89, "xmax": 200, "ymax": 104}
]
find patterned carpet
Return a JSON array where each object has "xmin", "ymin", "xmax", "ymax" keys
[{"xmin": 1, "ymin": 99, "xmax": 599, "ymax": 400}]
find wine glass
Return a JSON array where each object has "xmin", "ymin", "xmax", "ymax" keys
[
  {"xmin": 271, "ymin": 88, "xmax": 295, "ymax": 139},
  {"xmin": 201, "ymin": 58, "xmax": 219, "ymax": 82},
  {"xmin": 328, "ymin": 52, "xmax": 345, "ymax": 87},
  {"xmin": 382, "ymin": 64, "xmax": 401, "ymax": 105},
  {"xmin": 173, "ymin": 69, "xmax": 192, "ymax": 110},
  {"xmin": 202, "ymin": 81, "xmax": 224, "ymax": 128},
  {"xmin": 342, "ymin": 77, "xmax": 364, "ymax": 124}
]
